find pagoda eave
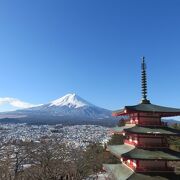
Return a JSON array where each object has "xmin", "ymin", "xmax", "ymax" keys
[
  {"xmin": 103, "ymin": 164, "xmax": 180, "ymax": 179},
  {"xmin": 113, "ymin": 103, "xmax": 180, "ymax": 117},
  {"xmin": 111, "ymin": 124, "xmax": 135, "ymax": 134},
  {"xmin": 122, "ymin": 148, "xmax": 180, "ymax": 161},
  {"xmin": 125, "ymin": 132, "xmax": 180, "ymax": 137},
  {"xmin": 107, "ymin": 145, "xmax": 180, "ymax": 161},
  {"xmin": 107, "ymin": 144, "xmax": 135, "ymax": 158},
  {"xmin": 103, "ymin": 164, "xmax": 134, "ymax": 180},
  {"xmin": 112, "ymin": 109, "xmax": 133, "ymax": 116},
  {"xmin": 124, "ymin": 126, "xmax": 180, "ymax": 136},
  {"xmin": 112, "ymin": 110, "xmax": 180, "ymax": 117}
]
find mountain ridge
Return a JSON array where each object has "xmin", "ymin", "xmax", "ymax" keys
[{"xmin": 0, "ymin": 93, "xmax": 116, "ymax": 126}]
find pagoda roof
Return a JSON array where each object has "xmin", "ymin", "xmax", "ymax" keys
[
  {"xmin": 124, "ymin": 125, "xmax": 180, "ymax": 136},
  {"xmin": 129, "ymin": 172, "xmax": 180, "ymax": 180},
  {"xmin": 113, "ymin": 103, "xmax": 180, "ymax": 117},
  {"xmin": 112, "ymin": 124, "xmax": 135, "ymax": 133},
  {"xmin": 108, "ymin": 145, "xmax": 180, "ymax": 160},
  {"xmin": 103, "ymin": 164, "xmax": 133, "ymax": 180},
  {"xmin": 107, "ymin": 144, "xmax": 135, "ymax": 157},
  {"xmin": 103, "ymin": 164, "xmax": 179, "ymax": 180},
  {"xmin": 122, "ymin": 148, "xmax": 180, "ymax": 161}
]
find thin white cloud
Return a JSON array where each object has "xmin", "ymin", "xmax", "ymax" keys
[{"xmin": 0, "ymin": 97, "xmax": 37, "ymax": 109}]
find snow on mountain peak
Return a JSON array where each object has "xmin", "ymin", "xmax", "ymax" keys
[
  {"xmin": 0, "ymin": 94, "xmax": 112, "ymax": 121},
  {"xmin": 50, "ymin": 93, "xmax": 93, "ymax": 108}
]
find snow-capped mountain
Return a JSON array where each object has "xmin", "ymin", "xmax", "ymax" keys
[
  {"xmin": 0, "ymin": 94, "xmax": 114, "ymax": 125},
  {"xmin": 21, "ymin": 93, "xmax": 112, "ymax": 119},
  {"xmin": 50, "ymin": 93, "xmax": 93, "ymax": 108}
]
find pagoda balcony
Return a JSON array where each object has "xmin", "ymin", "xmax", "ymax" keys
[
  {"xmin": 136, "ymin": 121, "xmax": 168, "ymax": 127},
  {"xmin": 125, "ymin": 119, "xmax": 168, "ymax": 127},
  {"xmin": 124, "ymin": 139, "xmax": 169, "ymax": 148},
  {"xmin": 135, "ymin": 166, "xmax": 174, "ymax": 172},
  {"xmin": 138, "ymin": 122, "xmax": 161, "ymax": 126},
  {"xmin": 123, "ymin": 160, "xmax": 175, "ymax": 172},
  {"xmin": 137, "ymin": 142, "xmax": 169, "ymax": 148}
]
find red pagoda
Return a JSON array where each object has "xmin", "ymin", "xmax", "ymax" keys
[{"xmin": 103, "ymin": 57, "xmax": 180, "ymax": 180}]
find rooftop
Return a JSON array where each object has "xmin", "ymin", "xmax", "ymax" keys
[
  {"xmin": 108, "ymin": 145, "xmax": 180, "ymax": 160},
  {"xmin": 103, "ymin": 164, "xmax": 133, "ymax": 180},
  {"xmin": 113, "ymin": 103, "xmax": 180, "ymax": 117},
  {"xmin": 123, "ymin": 148, "xmax": 180, "ymax": 160},
  {"xmin": 103, "ymin": 164, "xmax": 180, "ymax": 180},
  {"xmin": 107, "ymin": 144, "xmax": 135, "ymax": 158},
  {"xmin": 111, "ymin": 124, "xmax": 135, "ymax": 133},
  {"xmin": 124, "ymin": 125, "xmax": 180, "ymax": 136}
]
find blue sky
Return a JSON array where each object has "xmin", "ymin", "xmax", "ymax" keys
[{"xmin": 0, "ymin": 0, "xmax": 180, "ymax": 110}]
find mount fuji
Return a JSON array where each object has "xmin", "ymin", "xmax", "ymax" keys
[
  {"xmin": 22, "ymin": 93, "xmax": 112, "ymax": 119},
  {"xmin": 0, "ymin": 94, "xmax": 116, "ymax": 126}
]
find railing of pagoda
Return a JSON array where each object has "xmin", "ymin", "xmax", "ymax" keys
[
  {"xmin": 136, "ymin": 166, "xmax": 174, "ymax": 172},
  {"xmin": 137, "ymin": 143, "xmax": 169, "ymax": 148},
  {"xmin": 137, "ymin": 121, "xmax": 168, "ymax": 126},
  {"xmin": 138, "ymin": 122, "xmax": 161, "ymax": 126},
  {"xmin": 124, "ymin": 140, "xmax": 169, "ymax": 148}
]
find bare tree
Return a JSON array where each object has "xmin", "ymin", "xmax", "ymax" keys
[{"xmin": 21, "ymin": 140, "xmax": 74, "ymax": 180}]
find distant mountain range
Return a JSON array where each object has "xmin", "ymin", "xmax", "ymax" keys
[
  {"xmin": 0, "ymin": 94, "xmax": 117, "ymax": 126},
  {"xmin": 0, "ymin": 93, "xmax": 179, "ymax": 126}
]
